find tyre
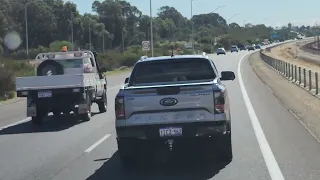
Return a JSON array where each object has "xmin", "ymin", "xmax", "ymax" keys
[
  {"xmin": 37, "ymin": 60, "xmax": 64, "ymax": 76},
  {"xmin": 216, "ymin": 133, "xmax": 233, "ymax": 162},
  {"xmin": 117, "ymin": 139, "xmax": 136, "ymax": 169},
  {"xmin": 81, "ymin": 93, "xmax": 92, "ymax": 121},
  {"xmin": 97, "ymin": 90, "xmax": 107, "ymax": 113}
]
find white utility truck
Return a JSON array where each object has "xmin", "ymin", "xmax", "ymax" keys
[{"xmin": 16, "ymin": 50, "xmax": 108, "ymax": 125}]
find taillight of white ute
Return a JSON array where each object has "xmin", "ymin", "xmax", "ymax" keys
[
  {"xmin": 115, "ymin": 96, "xmax": 125, "ymax": 119},
  {"xmin": 214, "ymin": 91, "xmax": 225, "ymax": 114}
]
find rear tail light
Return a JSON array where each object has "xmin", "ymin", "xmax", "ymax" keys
[
  {"xmin": 115, "ymin": 96, "xmax": 125, "ymax": 119},
  {"xmin": 214, "ymin": 91, "xmax": 225, "ymax": 114}
]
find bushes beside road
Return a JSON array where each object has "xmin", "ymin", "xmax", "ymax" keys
[{"xmin": 0, "ymin": 59, "xmax": 33, "ymax": 100}]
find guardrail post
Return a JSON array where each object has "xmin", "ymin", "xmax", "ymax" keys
[
  {"xmin": 285, "ymin": 62, "xmax": 288, "ymax": 77},
  {"xmin": 294, "ymin": 65, "xmax": 297, "ymax": 82},
  {"xmin": 316, "ymin": 72, "xmax": 319, "ymax": 94},
  {"xmin": 299, "ymin": 67, "xmax": 301, "ymax": 84},
  {"xmin": 309, "ymin": 70, "xmax": 312, "ymax": 91},
  {"xmin": 291, "ymin": 64, "xmax": 294, "ymax": 80},
  {"xmin": 287, "ymin": 63, "xmax": 290, "ymax": 78},
  {"xmin": 303, "ymin": 68, "xmax": 306, "ymax": 88}
]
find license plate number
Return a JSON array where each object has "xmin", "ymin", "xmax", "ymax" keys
[
  {"xmin": 38, "ymin": 91, "xmax": 52, "ymax": 98},
  {"xmin": 159, "ymin": 127, "xmax": 182, "ymax": 137}
]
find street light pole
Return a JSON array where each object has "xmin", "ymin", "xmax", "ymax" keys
[
  {"xmin": 71, "ymin": 13, "xmax": 74, "ymax": 51},
  {"xmin": 227, "ymin": 13, "xmax": 240, "ymax": 22},
  {"xmin": 89, "ymin": 21, "xmax": 92, "ymax": 51},
  {"xmin": 24, "ymin": 3, "xmax": 29, "ymax": 58},
  {"xmin": 150, "ymin": 0, "xmax": 154, "ymax": 56},
  {"xmin": 191, "ymin": 0, "xmax": 194, "ymax": 53},
  {"xmin": 212, "ymin": 5, "xmax": 226, "ymax": 13},
  {"xmin": 102, "ymin": 33, "xmax": 105, "ymax": 52}
]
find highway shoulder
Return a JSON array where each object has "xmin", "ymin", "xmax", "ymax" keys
[
  {"xmin": 244, "ymin": 51, "xmax": 320, "ymax": 180},
  {"xmin": 248, "ymin": 52, "xmax": 320, "ymax": 141}
]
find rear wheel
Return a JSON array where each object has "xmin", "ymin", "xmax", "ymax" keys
[
  {"xmin": 97, "ymin": 90, "xmax": 107, "ymax": 113},
  {"xmin": 216, "ymin": 133, "xmax": 233, "ymax": 162},
  {"xmin": 117, "ymin": 139, "xmax": 136, "ymax": 169},
  {"xmin": 81, "ymin": 93, "xmax": 92, "ymax": 121}
]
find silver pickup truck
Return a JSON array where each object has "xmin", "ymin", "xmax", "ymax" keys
[{"xmin": 115, "ymin": 54, "xmax": 235, "ymax": 168}]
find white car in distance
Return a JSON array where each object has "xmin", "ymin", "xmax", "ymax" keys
[{"xmin": 216, "ymin": 48, "xmax": 226, "ymax": 55}]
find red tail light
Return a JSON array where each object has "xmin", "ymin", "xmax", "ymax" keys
[
  {"xmin": 214, "ymin": 91, "xmax": 225, "ymax": 114},
  {"xmin": 115, "ymin": 96, "xmax": 125, "ymax": 119}
]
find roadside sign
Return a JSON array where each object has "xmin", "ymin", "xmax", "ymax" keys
[
  {"xmin": 142, "ymin": 41, "xmax": 150, "ymax": 51},
  {"xmin": 184, "ymin": 42, "xmax": 193, "ymax": 49}
]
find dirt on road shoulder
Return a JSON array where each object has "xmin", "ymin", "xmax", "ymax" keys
[
  {"xmin": 264, "ymin": 42, "xmax": 320, "ymax": 73},
  {"xmin": 249, "ymin": 52, "xmax": 320, "ymax": 143}
]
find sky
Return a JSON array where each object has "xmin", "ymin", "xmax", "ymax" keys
[{"xmin": 69, "ymin": 0, "xmax": 320, "ymax": 27}]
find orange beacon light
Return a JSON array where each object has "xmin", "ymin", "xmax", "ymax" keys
[{"xmin": 61, "ymin": 46, "xmax": 68, "ymax": 52}]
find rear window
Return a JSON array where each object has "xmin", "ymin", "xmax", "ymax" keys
[
  {"xmin": 130, "ymin": 58, "xmax": 216, "ymax": 86},
  {"xmin": 56, "ymin": 59, "xmax": 83, "ymax": 68}
]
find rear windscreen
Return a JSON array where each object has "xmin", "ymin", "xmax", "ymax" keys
[
  {"xmin": 56, "ymin": 59, "xmax": 83, "ymax": 68},
  {"xmin": 131, "ymin": 58, "xmax": 216, "ymax": 86}
]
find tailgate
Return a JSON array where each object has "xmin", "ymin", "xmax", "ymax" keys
[
  {"xmin": 124, "ymin": 83, "xmax": 216, "ymax": 124},
  {"xmin": 16, "ymin": 74, "xmax": 85, "ymax": 91}
]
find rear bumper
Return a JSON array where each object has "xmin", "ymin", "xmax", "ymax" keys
[
  {"xmin": 116, "ymin": 121, "xmax": 229, "ymax": 140},
  {"xmin": 17, "ymin": 87, "xmax": 85, "ymax": 97}
]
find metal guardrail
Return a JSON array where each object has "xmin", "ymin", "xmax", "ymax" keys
[{"xmin": 259, "ymin": 50, "xmax": 320, "ymax": 96}]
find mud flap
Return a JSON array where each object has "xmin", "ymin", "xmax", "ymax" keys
[
  {"xmin": 27, "ymin": 96, "xmax": 36, "ymax": 117},
  {"xmin": 78, "ymin": 103, "xmax": 89, "ymax": 114}
]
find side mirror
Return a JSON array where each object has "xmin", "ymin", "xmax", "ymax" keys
[
  {"xmin": 220, "ymin": 71, "xmax": 235, "ymax": 81},
  {"xmin": 124, "ymin": 77, "xmax": 129, "ymax": 84},
  {"xmin": 100, "ymin": 67, "xmax": 107, "ymax": 73}
]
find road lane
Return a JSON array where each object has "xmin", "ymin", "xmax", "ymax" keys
[
  {"xmin": 1, "ymin": 49, "xmax": 320, "ymax": 180},
  {"xmin": 0, "ymin": 72, "xmax": 130, "ymax": 128},
  {"xmin": 48, "ymin": 51, "xmax": 272, "ymax": 180},
  {"xmin": 0, "ymin": 72, "xmax": 129, "ymax": 180}
]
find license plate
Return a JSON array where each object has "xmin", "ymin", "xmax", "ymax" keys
[
  {"xmin": 38, "ymin": 91, "xmax": 52, "ymax": 98},
  {"xmin": 159, "ymin": 127, "xmax": 182, "ymax": 137}
]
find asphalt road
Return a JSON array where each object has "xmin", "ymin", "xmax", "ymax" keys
[{"xmin": 1, "ymin": 48, "xmax": 320, "ymax": 180}]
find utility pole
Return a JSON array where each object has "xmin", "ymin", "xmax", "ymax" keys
[
  {"xmin": 191, "ymin": 0, "xmax": 194, "ymax": 54},
  {"xmin": 24, "ymin": 2, "xmax": 29, "ymax": 58},
  {"xmin": 102, "ymin": 33, "xmax": 105, "ymax": 52},
  {"xmin": 71, "ymin": 12, "xmax": 74, "ymax": 51},
  {"xmin": 122, "ymin": 28, "xmax": 125, "ymax": 52},
  {"xmin": 150, "ymin": 0, "xmax": 154, "ymax": 56},
  {"xmin": 89, "ymin": 21, "xmax": 92, "ymax": 51}
]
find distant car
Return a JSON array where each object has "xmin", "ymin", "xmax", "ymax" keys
[
  {"xmin": 255, "ymin": 44, "xmax": 261, "ymax": 49},
  {"xmin": 231, "ymin": 46, "xmax": 239, "ymax": 53},
  {"xmin": 248, "ymin": 46, "xmax": 255, "ymax": 51},
  {"xmin": 238, "ymin": 44, "xmax": 246, "ymax": 51},
  {"xmin": 217, "ymin": 48, "xmax": 226, "ymax": 55}
]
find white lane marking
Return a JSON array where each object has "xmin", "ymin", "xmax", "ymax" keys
[
  {"xmin": 0, "ymin": 84, "xmax": 122, "ymax": 131},
  {"xmin": 0, "ymin": 117, "xmax": 31, "ymax": 131},
  {"xmin": 85, "ymin": 134, "xmax": 111, "ymax": 153},
  {"xmin": 238, "ymin": 53, "xmax": 285, "ymax": 180}
]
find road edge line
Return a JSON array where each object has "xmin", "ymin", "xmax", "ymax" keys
[{"xmin": 238, "ymin": 53, "xmax": 285, "ymax": 180}]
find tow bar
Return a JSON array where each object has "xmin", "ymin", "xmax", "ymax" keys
[{"xmin": 165, "ymin": 139, "xmax": 174, "ymax": 151}]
